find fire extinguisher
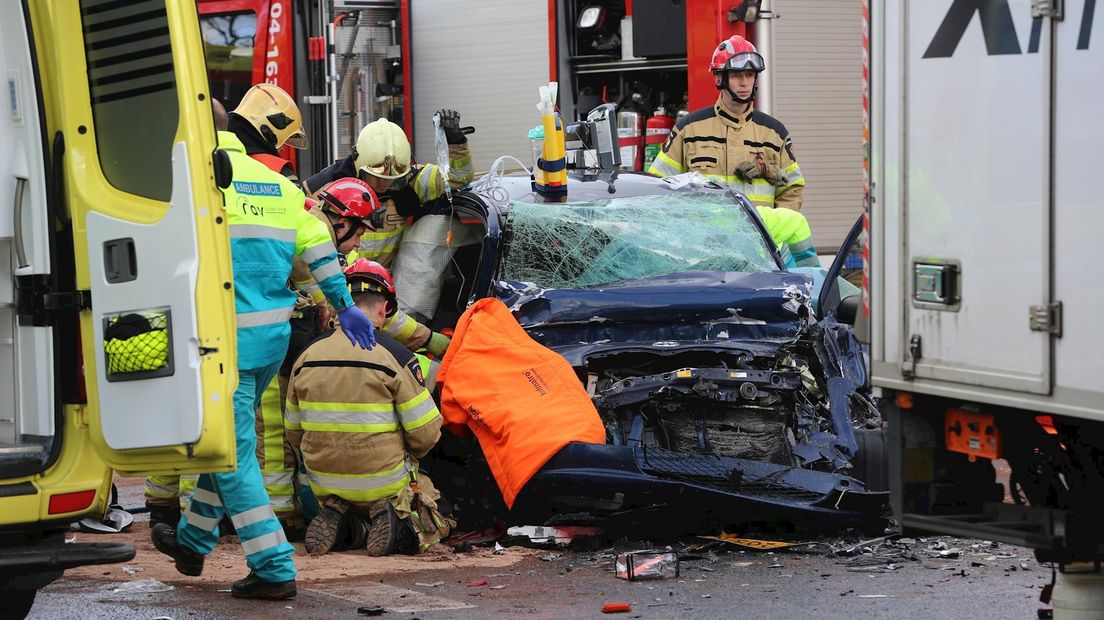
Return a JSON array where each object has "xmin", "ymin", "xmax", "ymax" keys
[
  {"xmin": 617, "ymin": 93, "xmax": 646, "ymax": 171},
  {"xmin": 643, "ymin": 107, "xmax": 675, "ymax": 171}
]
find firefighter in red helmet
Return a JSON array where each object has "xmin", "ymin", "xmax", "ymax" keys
[
  {"xmin": 287, "ymin": 258, "xmax": 454, "ymax": 557},
  {"xmin": 648, "ymin": 34, "xmax": 806, "ymax": 212}
]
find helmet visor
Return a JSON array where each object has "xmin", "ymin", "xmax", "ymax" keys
[
  {"xmin": 285, "ymin": 130, "xmax": 308, "ymax": 150},
  {"xmin": 358, "ymin": 154, "xmax": 409, "ymax": 180},
  {"xmin": 718, "ymin": 51, "xmax": 765, "ymax": 73}
]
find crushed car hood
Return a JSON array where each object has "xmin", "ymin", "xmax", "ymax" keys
[{"xmin": 496, "ymin": 270, "xmax": 816, "ymax": 348}]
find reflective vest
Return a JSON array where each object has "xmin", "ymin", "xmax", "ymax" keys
[
  {"xmin": 648, "ymin": 97, "xmax": 805, "ymax": 211},
  {"xmin": 756, "ymin": 206, "xmax": 819, "ymax": 268},
  {"xmin": 218, "ymin": 131, "xmax": 353, "ymax": 368},
  {"xmin": 285, "ymin": 332, "xmax": 442, "ymax": 504}
]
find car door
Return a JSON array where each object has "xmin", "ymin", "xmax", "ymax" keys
[
  {"xmin": 819, "ymin": 215, "xmax": 865, "ymax": 324},
  {"xmin": 26, "ymin": 0, "xmax": 237, "ymax": 475}
]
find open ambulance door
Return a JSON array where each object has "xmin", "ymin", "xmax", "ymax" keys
[{"xmin": 28, "ymin": 0, "xmax": 238, "ymax": 476}]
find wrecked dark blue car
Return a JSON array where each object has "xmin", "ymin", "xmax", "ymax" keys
[{"xmin": 412, "ymin": 171, "xmax": 886, "ymax": 533}]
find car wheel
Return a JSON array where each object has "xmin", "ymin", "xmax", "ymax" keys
[
  {"xmin": 852, "ymin": 427, "xmax": 888, "ymax": 492},
  {"xmin": 0, "ymin": 587, "xmax": 38, "ymax": 619}
]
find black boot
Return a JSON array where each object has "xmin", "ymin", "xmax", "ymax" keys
[
  {"xmin": 146, "ymin": 502, "xmax": 181, "ymax": 530},
  {"xmin": 150, "ymin": 523, "xmax": 204, "ymax": 576},
  {"xmin": 231, "ymin": 571, "xmax": 297, "ymax": 600},
  {"xmin": 304, "ymin": 496, "xmax": 350, "ymax": 555}
]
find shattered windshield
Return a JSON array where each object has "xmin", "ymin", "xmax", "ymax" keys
[{"xmin": 501, "ymin": 193, "xmax": 777, "ymax": 288}]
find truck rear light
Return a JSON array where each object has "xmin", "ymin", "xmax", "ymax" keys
[
  {"xmin": 1034, "ymin": 415, "xmax": 1059, "ymax": 435},
  {"xmin": 48, "ymin": 490, "xmax": 96, "ymax": 514},
  {"xmin": 945, "ymin": 408, "xmax": 1001, "ymax": 461}
]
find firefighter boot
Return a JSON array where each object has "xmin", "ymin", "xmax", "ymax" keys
[
  {"xmin": 231, "ymin": 571, "xmax": 297, "ymax": 600},
  {"xmin": 151, "ymin": 523, "xmax": 204, "ymax": 577},
  {"xmin": 146, "ymin": 502, "xmax": 181, "ymax": 530},
  {"xmin": 365, "ymin": 499, "xmax": 418, "ymax": 557},
  {"xmin": 304, "ymin": 496, "xmax": 350, "ymax": 555}
]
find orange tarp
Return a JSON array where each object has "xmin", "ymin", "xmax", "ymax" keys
[{"xmin": 437, "ymin": 298, "xmax": 606, "ymax": 507}]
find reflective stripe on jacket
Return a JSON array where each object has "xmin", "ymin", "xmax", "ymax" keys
[
  {"xmin": 285, "ymin": 331, "xmax": 442, "ymax": 504},
  {"xmin": 648, "ymin": 97, "xmax": 805, "ymax": 211},
  {"xmin": 219, "ymin": 131, "xmax": 353, "ymax": 368},
  {"xmin": 755, "ymin": 206, "xmax": 819, "ymax": 268}
]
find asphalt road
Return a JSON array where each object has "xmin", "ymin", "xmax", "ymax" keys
[{"xmin": 29, "ymin": 532, "xmax": 1052, "ymax": 620}]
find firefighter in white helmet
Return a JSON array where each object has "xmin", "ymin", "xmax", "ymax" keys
[{"xmin": 302, "ymin": 112, "xmax": 474, "ymax": 270}]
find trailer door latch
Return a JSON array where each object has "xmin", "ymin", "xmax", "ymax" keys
[{"xmin": 1029, "ymin": 302, "xmax": 1063, "ymax": 337}]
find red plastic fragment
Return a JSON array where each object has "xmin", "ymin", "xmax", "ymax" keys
[
  {"xmin": 602, "ymin": 602, "xmax": 632, "ymax": 614},
  {"xmin": 465, "ymin": 579, "xmax": 488, "ymax": 587}
]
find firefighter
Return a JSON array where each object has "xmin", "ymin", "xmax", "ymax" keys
[
  {"xmin": 260, "ymin": 179, "xmax": 450, "ymax": 541},
  {"xmin": 648, "ymin": 34, "xmax": 806, "ymax": 212},
  {"xmin": 293, "ymin": 178, "xmax": 452, "ymax": 357},
  {"xmin": 302, "ymin": 112, "xmax": 474, "ymax": 269},
  {"xmin": 150, "ymin": 123, "xmax": 377, "ymax": 601},
  {"xmin": 286, "ymin": 259, "xmax": 454, "ymax": 557},
  {"xmin": 229, "ymin": 83, "xmax": 307, "ymax": 182}
]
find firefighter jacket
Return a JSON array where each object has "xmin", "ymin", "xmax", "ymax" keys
[
  {"xmin": 289, "ymin": 206, "xmax": 437, "ymax": 353},
  {"xmin": 285, "ymin": 331, "xmax": 443, "ymax": 504},
  {"xmin": 648, "ymin": 97, "xmax": 805, "ymax": 211},
  {"xmin": 756, "ymin": 206, "xmax": 819, "ymax": 268},
  {"xmin": 302, "ymin": 141, "xmax": 474, "ymax": 268},
  {"xmin": 219, "ymin": 131, "xmax": 353, "ymax": 369}
]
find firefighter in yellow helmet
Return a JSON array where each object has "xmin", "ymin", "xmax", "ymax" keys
[
  {"xmin": 302, "ymin": 113, "xmax": 474, "ymax": 269},
  {"xmin": 231, "ymin": 83, "xmax": 308, "ymax": 182},
  {"xmin": 286, "ymin": 259, "xmax": 454, "ymax": 557}
]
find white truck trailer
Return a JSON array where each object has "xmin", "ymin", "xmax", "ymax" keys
[{"xmin": 868, "ymin": 0, "xmax": 1104, "ymax": 610}]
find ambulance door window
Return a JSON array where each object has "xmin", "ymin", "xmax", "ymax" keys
[{"xmin": 82, "ymin": 0, "xmax": 179, "ymax": 202}]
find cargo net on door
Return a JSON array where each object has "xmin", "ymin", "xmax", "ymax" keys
[
  {"xmin": 103, "ymin": 311, "xmax": 173, "ymax": 380},
  {"xmin": 501, "ymin": 193, "xmax": 777, "ymax": 289}
]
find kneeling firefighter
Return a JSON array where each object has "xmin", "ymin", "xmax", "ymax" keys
[{"xmin": 286, "ymin": 259, "xmax": 454, "ymax": 556}]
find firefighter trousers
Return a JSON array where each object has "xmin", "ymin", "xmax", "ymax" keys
[{"xmin": 176, "ymin": 360, "xmax": 297, "ymax": 583}]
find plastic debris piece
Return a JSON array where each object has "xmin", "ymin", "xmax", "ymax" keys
[
  {"xmin": 112, "ymin": 578, "xmax": 174, "ymax": 593},
  {"xmin": 122, "ymin": 566, "xmax": 144, "ymax": 576},
  {"xmin": 615, "ymin": 551, "xmax": 679, "ymax": 581},
  {"xmin": 466, "ymin": 579, "xmax": 488, "ymax": 587},
  {"xmin": 859, "ymin": 594, "xmax": 889, "ymax": 598},
  {"xmin": 79, "ymin": 507, "xmax": 134, "ymax": 534},
  {"xmin": 494, "ymin": 542, "xmax": 505, "ymax": 555},
  {"xmin": 700, "ymin": 534, "xmax": 802, "ymax": 551},
  {"xmin": 490, "ymin": 585, "xmax": 508, "ymax": 590},
  {"xmin": 507, "ymin": 525, "xmax": 602, "ymax": 546},
  {"xmin": 415, "ymin": 581, "xmax": 444, "ymax": 588},
  {"xmin": 357, "ymin": 606, "xmax": 386, "ymax": 616},
  {"xmin": 602, "ymin": 602, "xmax": 632, "ymax": 614},
  {"xmin": 538, "ymin": 553, "xmax": 562, "ymax": 562}
]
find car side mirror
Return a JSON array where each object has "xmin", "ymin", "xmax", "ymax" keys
[
  {"xmin": 213, "ymin": 149, "xmax": 233, "ymax": 189},
  {"xmin": 835, "ymin": 295, "xmax": 859, "ymax": 325}
]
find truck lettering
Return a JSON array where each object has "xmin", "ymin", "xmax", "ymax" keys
[{"xmin": 924, "ymin": 0, "xmax": 1094, "ymax": 58}]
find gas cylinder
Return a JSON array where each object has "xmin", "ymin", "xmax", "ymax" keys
[
  {"xmin": 617, "ymin": 94, "xmax": 645, "ymax": 171},
  {"xmin": 643, "ymin": 107, "xmax": 675, "ymax": 171}
]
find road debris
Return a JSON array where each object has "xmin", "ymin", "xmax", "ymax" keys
[
  {"xmin": 615, "ymin": 551, "xmax": 680, "ymax": 581},
  {"xmin": 601, "ymin": 602, "xmax": 632, "ymax": 614},
  {"xmin": 357, "ymin": 606, "xmax": 386, "ymax": 616},
  {"xmin": 465, "ymin": 579, "xmax": 489, "ymax": 587},
  {"xmin": 111, "ymin": 578, "xmax": 173, "ymax": 593},
  {"xmin": 415, "ymin": 581, "xmax": 445, "ymax": 588}
]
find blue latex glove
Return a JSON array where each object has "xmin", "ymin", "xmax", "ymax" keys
[{"xmin": 337, "ymin": 306, "xmax": 376, "ymax": 350}]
